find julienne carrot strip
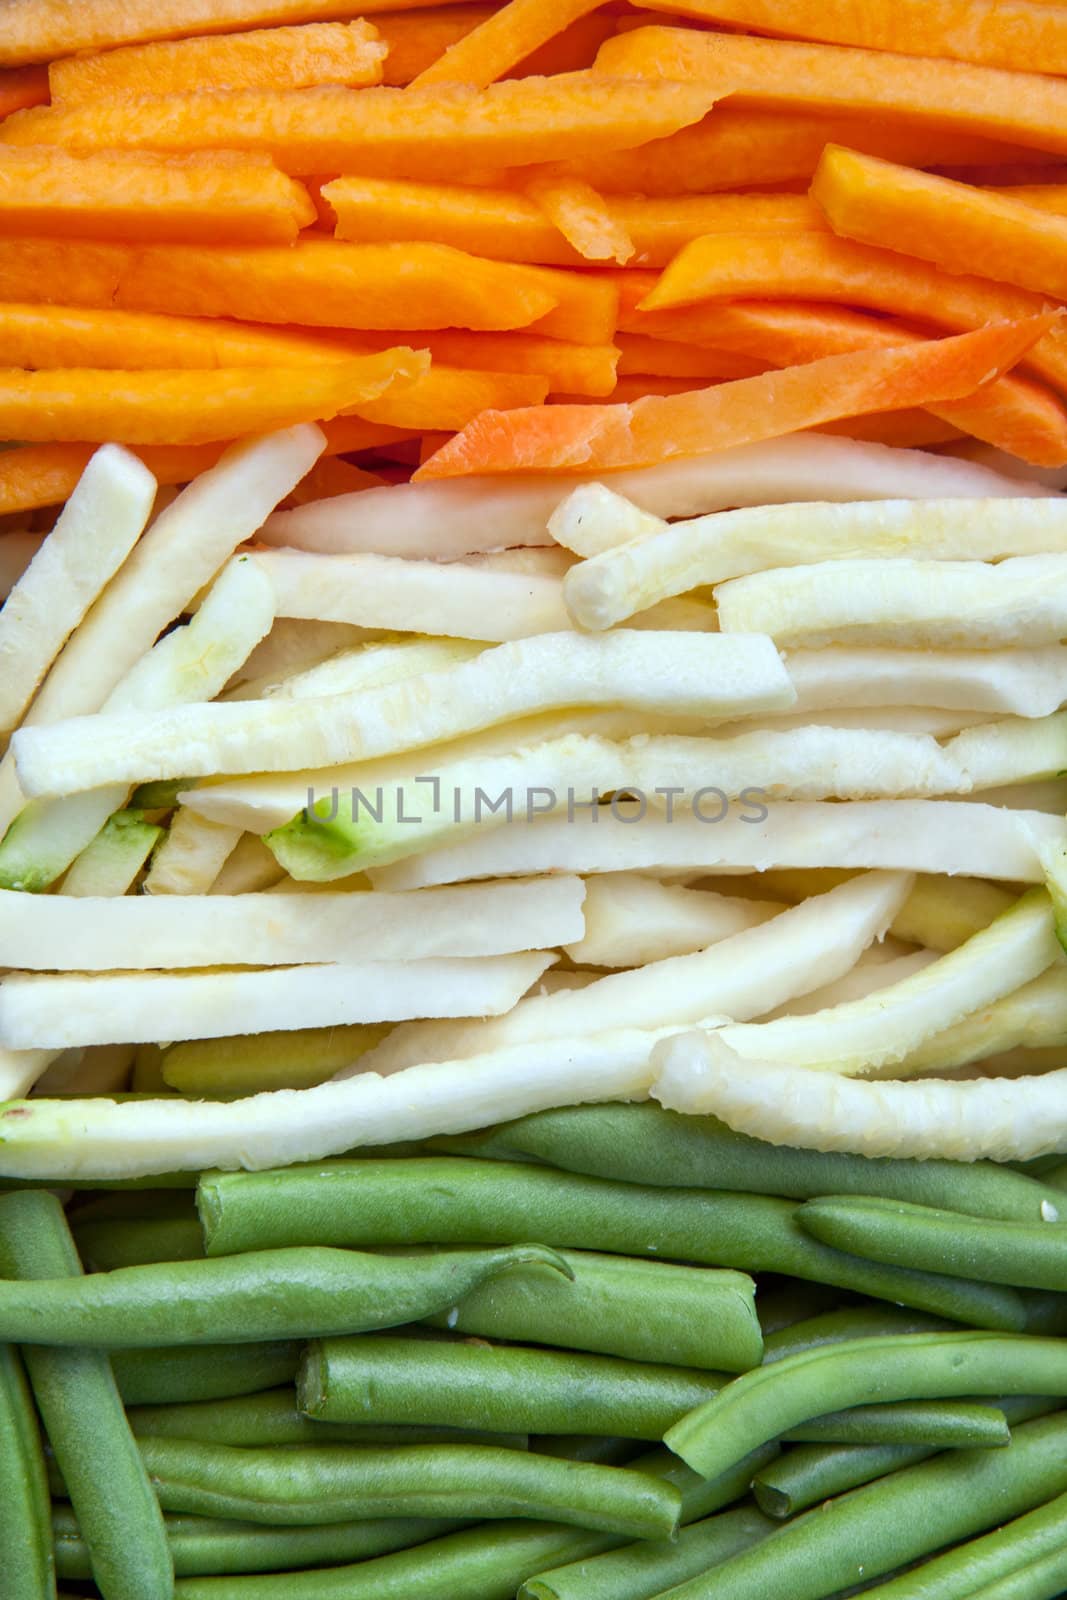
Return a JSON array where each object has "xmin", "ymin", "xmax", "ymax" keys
[
  {"xmin": 818, "ymin": 411, "xmax": 966, "ymax": 448},
  {"xmin": 0, "ymin": 146, "xmax": 316, "ymax": 246},
  {"xmin": 990, "ymin": 185, "xmax": 1067, "ymax": 217},
  {"xmin": 0, "ymin": 66, "xmax": 48, "ymax": 120},
  {"xmin": 282, "ymin": 458, "xmax": 387, "ymax": 507},
  {"xmin": 415, "ymin": 316, "xmax": 1053, "ymax": 477},
  {"xmin": 937, "ymin": 161, "xmax": 1067, "ymax": 187},
  {"xmin": 47, "ymin": 21, "xmax": 385, "ymax": 101},
  {"xmin": 0, "ymin": 76, "xmax": 721, "ymax": 180},
  {"xmin": 509, "ymin": 12, "xmax": 619, "ymax": 77},
  {"xmin": 411, "ymin": 0, "xmax": 607, "ymax": 88},
  {"xmin": 376, "ymin": 7, "xmax": 494, "ymax": 85},
  {"xmin": 813, "ymin": 144, "xmax": 1067, "ymax": 302},
  {"xmin": 596, "ymin": 27, "xmax": 1067, "ymax": 155},
  {"xmin": 632, "ymin": 0, "xmax": 1067, "ymax": 77},
  {"xmin": 352, "ymin": 366, "xmax": 551, "ymax": 431},
  {"xmin": 614, "ymin": 333, "xmax": 766, "ymax": 381},
  {"xmin": 525, "ymin": 175, "xmax": 635, "ymax": 264},
  {"xmin": 337, "ymin": 329, "xmax": 619, "ymax": 397}
]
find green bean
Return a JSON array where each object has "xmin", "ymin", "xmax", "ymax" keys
[
  {"xmin": 199, "ymin": 1159, "xmax": 1026, "ymax": 1331},
  {"xmin": 520, "ymin": 1505, "xmax": 777, "ymax": 1600},
  {"xmin": 0, "ymin": 1242, "xmax": 568, "ymax": 1346},
  {"xmin": 636, "ymin": 1413, "xmax": 1067, "ymax": 1600},
  {"xmin": 434, "ymin": 1105, "xmax": 1063, "ymax": 1220},
  {"xmin": 74, "ymin": 1217, "xmax": 205, "ymax": 1271},
  {"xmin": 1041, "ymin": 1159, "xmax": 1067, "ymax": 1191},
  {"xmin": 533, "ymin": 1437, "xmax": 638, "ymax": 1465},
  {"xmin": 763, "ymin": 1305, "xmax": 953, "ymax": 1359},
  {"xmin": 69, "ymin": 1191, "xmax": 199, "ymax": 1225},
  {"xmin": 54, "ymin": 1505, "xmax": 461, "ymax": 1580},
  {"xmin": 756, "ymin": 1281, "xmax": 840, "ymax": 1336},
  {"xmin": 130, "ymin": 1436, "xmax": 683, "ymax": 1540},
  {"xmin": 964, "ymin": 1546, "xmax": 1067, "ymax": 1600},
  {"xmin": 800, "ymin": 1196, "xmax": 1067, "ymax": 1292},
  {"xmin": 0, "ymin": 1342, "xmax": 53, "ymax": 1600},
  {"xmin": 664, "ymin": 1331, "xmax": 1067, "ymax": 1480},
  {"xmin": 127, "ymin": 1388, "xmax": 529, "ymax": 1451},
  {"xmin": 0, "ymin": 1192, "xmax": 171, "ymax": 1600},
  {"xmin": 789, "ymin": 1401, "xmax": 1009, "ymax": 1449},
  {"xmin": 423, "ymin": 1248, "xmax": 763, "ymax": 1372},
  {"xmin": 111, "ymin": 1343, "xmax": 301, "ymax": 1405}
]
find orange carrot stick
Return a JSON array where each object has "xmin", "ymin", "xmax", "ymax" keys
[
  {"xmin": 0, "ymin": 237, "xmax": 562, "ymax": 333},
  {"xmin": 519, "ymin": 266, "xmax": 618, "ymax": 345},
  {"xmin": 48, "ymin": 21, "xmax": 384, "ymax": 102},
  {"xmin": 411, "ymin": 0, "xmax": 606, "ymax": 88},
  {"xmin": 2, "ymin": 75, "xmax": 720, "ymax": 178},
  {"xmin": 818, "ymin": 412, "xmax": 966, "ymax": 448},
  {"xmin": 324, "ymin": 173, "xmax": 821, "ymax": 266},
  {"xmin": 415, "ymin": 317, "xmax": 1052, "ymax": 477},
  {"xmin": 332, "ymin": 329, "xmax": 619, "ymax": 396},
  {"xmin": 377, "ymin": 7, "xmax": 495, "ymax": 85},
  {"xmin": 0, "ymin": 66, "xmax": 48, "ymax": 121},
  {"xmin": 0, "ymin": 0, "xmax": 475, "ymax": 68},
  {"xmin": 987, "ymin": 184, "xmax": 1067, "ymax": 216},
  {"xmin": 597, "ymin": 27, "xmax": 1067, "ymax": 155},
  {"xmin": 630, "ymin": 0, "xmax": 1067, "ymax": 77},
  {"xmin": 0, "ymin": 146, "xmax": 315, "ymax": 245},
  {"xmin": 0, "ymin": 350, "xmax": 427, "ymax": 445},
  {"xmin": 283, "ymin": 457, "xmax": 387, "ymax": 507},
  {"xmin": 511, "ymin": 12, "xmax": 618, "ymax": 77},
  {"xmin": 354, "ymin": 366, "xmax": 550, "ymax": 429},
  {"xmin": 614, "ymin": 332, "xmax": 767, "ymax": 381},
  {"xmin": 813, "ymin": 144, "xmax": 1067, "ymax": 302},
  {"xmin": 525, "ymin": 174, "xmax": 634, "ymax": 264}
]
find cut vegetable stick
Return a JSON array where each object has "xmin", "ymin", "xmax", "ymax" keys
[
  {"xmin": 411, "ymin": 0, "xmax": 606, "ymax": 88},
  {"xmin": 564, "ymin": 497, "xmax": 1067, "ymax": 630},
  {"xmin": 526, "ymin": 175, "xmax": 634, "ymax": 265},
  {"xmin": 818, "ymin": 412, "xmax": 966, "ymax": 450},
  {"xmin": 376, "ymin": 8, "xmax": 494, "ymax": 86},
  {"xmin": 615, "ymin": 335, "xmax": 766, "ymax": 381},
  {"xmin": 0, "ymin": 445, "xmax": 155, "ymax": 734},
  {"xmin": 142, "ymin": 812, "xmax": 242, "ymax": 898},
  {"xmin": 159, "ymin": 1027, "xmax": 388, "ymax": 1096},
  {"xmin": 283, "ymin": 459, "xmax": 386, "ymax": 508},
  {"xmin": 324, "ymin": 173, "xmax": 822, "ymax": 266},
  {"xmin": 48, "ymin": 21, "xmax": 385, "ymax": 101},
  {"xmin": 416, "ymin": 318, "xmax": 1050, "ymax": 478},
  {"xmin": 208, "ymin": 834, "xmax": 285, "ymax": 897},
  {"xmin": 59, "ymin": 809, "xmax": 164, "ymax": 899},
  {"xmin": 0, "ymin": 1047, "xmax": 56, "ymax": 1101},
  {"xmin": 235, "ymin": 637, "xmax": 485, "ymax": 705},
  {"xmin": 10, "ymin": 632, "xmax": 795, "ymax": 795},
  {"xmin": 372, "ymin": 801, "xmax": 1067, "ymax": 893},
  {"xmin": 985, "ymin": 183, "xmax": 1067, "ymax": 217},
  {"xmin": 354, "ymin": 367, "xmax": 550, "ymax": 431},
  {"xmin": 0, "ymin": 953, "xmax": 555, "ymax": 1051},
  {"xmin": 0, "ymin": 65, "xmax": 48, "ymax": 118},
  {"xmin": 897, "ymin": 969, "xmax": 1067, "ymax": 1077},
  {"xmin": 787, "ymin": 648, "xmax": 1067, "ymax": 721},
  {"xmin": 343, "ymin": 330, "xmax": 619, "ymax": 397},
  {"xmin": 597, "ymin": 27, "xmax": 1067, "ymax": 155},
  {"xmin": 3, "ymin": 75, "xmax": 721, "ymax": 177},
  {"xmin": 632, "ymin": 0, "xmax": 1067, "ymax": 77},
  {"xmin": 0, "ymin": 353, "xmax": 425, "ymax": 446},
  {"xmin": 0, "ymin": 146, "xmax": 316, "ymax": 245},
  {"xmin": 814, "ymin": 144, "xmax": 1067, "ymax": 304},
  {"xmin": 510, "ymin": 10, "xmax": 617, "ymax": 77},
  {"xmin": 563, "ymin": 876, "xmax": 783, "ymax": 968}
]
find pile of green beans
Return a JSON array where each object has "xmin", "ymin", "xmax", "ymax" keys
[{"xmin": 6, "ymin": 1110, "xmax": 1067, "ymax": 1600}]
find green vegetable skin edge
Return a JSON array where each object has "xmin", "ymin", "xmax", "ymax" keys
[
  {"xmin": 197, "ymin": 1159, "xmax": 1027, "ymax": 1331},
  {"xmin": 0, "ymin": 1242, "xmax": 570, "ymax": 1346},
  {"xmin": 0, "ymin": 1342, "xmax": 54, "ymax": 1600},
  {"xmin": 111, "ymin": 1343, "xmax": 301, "ymax": 1406},
  {"xmin": 799, "ymin": 1195, "xmax": 1067, "ymax": 1291},
  {"xmin": 965, "ymin": 1546, "xmax": 1067, "ymax": 1600},
  {"xmin": 434, "ymin": 1104, "xmax": 1063, "ymax": 1220},
  {"xmin": 643, "ymin": 1414, "xmax": 1067, "ymax": 1600},
  {"xmin": 128, "ymin": 1436, "xmax": 683, "ymax": 1540},
  {"xmin": 0, "ymin": 1192, "xmax": 172, "ymax": 1600},
  {"xmin": 665, "ymin": 1331, "xmax": 1067, "ymax": 1480},
  {"xmin": 73, "ymin": 1215, "xmax": 205, "ymax": 1271}
]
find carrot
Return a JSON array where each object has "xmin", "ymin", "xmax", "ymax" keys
[
  {"xmin": 988, "ymin": 184, "xmax": 1067, "ymax": 216},
  {"xmin": 597, "ymin": 27, "xmax": 1067, "ymax": 155},
  {"xmin": 813, "ymin": 143, "xmax": 1067, "ymax": 302},
  {"xmin": 0, "ymin": 66, "xmax": 48, "ymax": 121},
  {"xmin": 525, "ymin": 175, "xmax": 634, "ymax": 264},
  {"xmin": 415, "ymin": 316, "xmax": 1053, "ymax": 477},
  {"xmin": 1, "ymin": 75, "xmax": 721, "ymax": 178},
  {"xmin": 48, "ymin": 21, "xmax": 384, "ymax": 102},
  {"xmin": 818, "ymin": 412, "xmax": 966, "ymax": 447},
  {"xmin": 520, "ymin": 265, "xmax": 619, "ymax": 345},
  {"xmin": 0, "ymin": 0, "xmax": 475, "ymax": 68},
  {"xmin": 0, "ymin": 349, "xmax": 427, "ymax": 445},
  {"xmin": 377, "ymin": 7, "xmax": 495, "ymax": 85},
  {"xmin": 511, "ymin": 12, "xmax": 618, "ymax": 77},
  {"xmin": 631, "ymin": 0, "xmax": 1067, "ymax": 77},
  {"xmin": 324, "ymin": 173, "xmax": 821, "ymax": 266},
  {"xmin": 614, "ymin": 332, "xmax": 767, "ymax": 381},
  {"xmin": 330, "ymin": 329, "xmax": 619, "ymax": 396},
  {"xmin": 283, "ymin": 457, "xmax": 387, "ymax": 507},
  {"xmin": 936, "ymin": 161, "xmax": 1067, "ymax": 187},
  {"xmin": 411, "ymin": 0, "xmax": 606, "ymax": 88},
  {"xmin": 353, "ymin": 366, "xmax": 550, "ymax": 429},
  {"xmin": 0, "ymin": 145, "xmax": 316, "ymax": 245},
  {"xmin": 0, "ymin": 237, "xmax": 563, "ymax": 332}
]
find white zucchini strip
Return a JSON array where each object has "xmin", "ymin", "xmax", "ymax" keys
[
  {"xmin": 265, "ymin": 638, "xmax": 485, "ymax": 702},
  {"xmin": 0, "ymin": 1047, "xmax": 58, "ymax": 1100},
  {"xmin": 253, "ymin": 549, "xmax": 569, "ymax": 642},
  {"xmin": 975, "ymin": 780, "xmax": 1067, "ymax": 814},
  {"xmin": 0, "ymin": 445, "xmax": 156, "ymax": 734},
  {"xmin": 350, "ymin": 873, "xmax": 910, "ymax": 1076},
  {"xmin": 0, "ymin": 953, "xmax": 556, "ymax": 1050},
  {"xmin": 563, "ymin": 875, "xmax": 784, "ymax": 968},
  {"xmin": 60, "ymin": 810, "xmax": 163, "ymax": 899},
  {"xmin": 0, "ymin": 533, "xmax": 45, "ymax": 602},
  {"xmin": 549, "ymin": 483, "xmax": 668, "ymax": 559},
  {"xmin": 739, "ymin": 708, "xmax": 989, "ymax": 738},
  {"xmin": 456, "ymin": 548, "xmax": 575, "ymax": 579},
  {"xmin": 564, "ymin": 498, "xmax": 1067, "ymax": 631},
  {"xmin": 12, "ymin": 632, "xmax": 793, "ymax": 797},
  {"xmin": 0, "ymin": 1028, "xmax": 665, "ymax": 1180},
  {"xmin": 787, "ymin": 646, "xmax": 1067, "ymax": 719},
  {"xmin": 891, "ymin": 876, "xmax": 1015, "ymax": 952},
  {"xmin": 225, "ymin": 619, "xmax": 373, "ymax": 699},
  {"xmin": 897, "ymin": 969, "xmax": 1067, "ymax": 1077},
  {"xmin": 716, "ymin": 555, "xmax": 1067, "ymax": 650},
  {"xmin": 651, "ymin": 1031, "xmax": 1067, "ymax": 1161},
  {"xmin": 208, "ymin": 834, "xmax": 285, "ymax": 896},
  {"xmin": 34, "ymin": 1045, "xmax": 134, "ymax": 1098},
  {"xmin": 762, "ymin": 950, "xmax": 938, "ymax": 1020},
  {"xmin": 372, "ymin": 802, "xmax": 1067, "ymax": 892},
  {"xmin": 143, "ymin": 812, "xmax": 242, "ymax": 898},
  {"xmin": 258, "ymin": 434, "xmax": 1044, "ymax": 559},
  {"xmin": 713, "ymin": 890, "xmax": 1060, "ymax": 1077},
  {"xmin": 0, "ymin": 878, "xmax": 585, "ymax": 972},
  {"xmin": 947, "ymin": 714, "xmax": 1067, "ymax": 791}
]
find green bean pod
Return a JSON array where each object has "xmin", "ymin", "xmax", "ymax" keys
[
  {"xmin": 131, "ymin": 1436, "xmax": 682, "ymax": 1540},
  {"xmin": 54, "ymin": 1506, "xmax": 461, "ymax": 1581},
  {"xmin": 790, "ymin": 1400, "xmax": 1009, "ymax": 1449},
  {"xmin": 534, "ymin": 1437, "xmax": 637, "ymax": 1465},
  {"xmin": 74, "ymin": 1217, "xmax": 205, "ymax": 1271},
  {"xmin": 199, "ymin": 1159, "xmax": 1026, "ymax": 1331},
  {"xmin": 752, "ymin": 1441, "xmax": 934, "ymax": 1519},
  {"xmin": 0, "ymin": 1192, "xmax": 172, "ymax": 1600},
  {"xmin": 0, "ymin": 1242, "xmax": 568, "ymax": 1346},
  {"xmin": 424, "ymin": 1248, "xmax": 763, "ymax": 1372},
  {"xmin": 434, "ymin": 1105, "xmax": 1064, "ymax": 1220},
  {"xmin": 964, "ymin": 1546, "xmax": 1067, "ymax": 1600},
  {"xmin": 520, "ymin": 1505, "xmax": 777, "ymax": 1600},
  {"xmin": 665, "ymin": 1331, "xmax": 1067, "ymax": 1480},
  {"xmin": 0, "ymin": 1342, "xmax": 54, "ymax": 1600},
  {"xmin": 112, "ymin": 1343, "xmax": 301, "ymax": 1405},
  {"xmin": 800, "ymin": 1196, "xmax": 1067, "ymax": 1292},
  {"xmin": 127, "ymin": 1387, "xmax": 529, "ymax": 1451},
  {"xmin": 762, "ymin": 1304, "xmax": 953, "ymax": 1359}
]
